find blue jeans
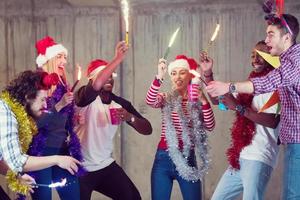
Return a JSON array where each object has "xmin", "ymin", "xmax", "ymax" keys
[
  {"xmin": 151, "ymin": 149, "xmax": 201, "ymax": 200},
  {"xmin": 30, "ymin": 147, "xmax": 80, "ymax": 200},
  {"xmin": 282, "ymin": 144, "xmax": 300, "ymax": 200},
  {"xmin": 211, "ymin": 159, "xmax": 272, "ymax": 200}
]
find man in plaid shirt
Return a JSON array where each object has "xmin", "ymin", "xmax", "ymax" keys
[
  {"xmin": 0, "ymin": 70, "xmax": 81, "ymax": 198},
  {"xmin": 206, "ymin": 14, "xmax": 300, "ymax": 199}
]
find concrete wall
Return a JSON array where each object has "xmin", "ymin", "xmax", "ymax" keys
[{"xmin": 0, "ymin": 0, "xmax": 299, "ymax": 199}]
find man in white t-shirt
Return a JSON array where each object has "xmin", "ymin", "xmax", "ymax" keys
[
  {"xmin": 200, "ymin": 41, "xmax": 280, "ymax": 200},
  {"xmin": 75, "ymin": 59, "xmax": 152, "ymax": 200}
]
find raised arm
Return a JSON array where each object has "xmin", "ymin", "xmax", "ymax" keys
[
  {"xmin": 199, "ymin": 52, "xmax": 218, "ymax": 105},
  {"xmin": 146, "ymin": 59, "xmax": 167, "ymax": 108},
  {"xmin": 92, "ymin": 41, "xmax": 128, "ymax": 91}
]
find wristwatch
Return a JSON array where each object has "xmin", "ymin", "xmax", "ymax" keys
[
  {"xmin": 229, "ymin": 82, "xmax": 237, "ymax": 93},
  {"xmin": 235, "ymin": 104, "xmax": 246, "ymax": 116}
]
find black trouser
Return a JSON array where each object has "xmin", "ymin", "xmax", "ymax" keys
[
  {"xmin": 0, "ymin": 186, "xmax": 10, "ymax": 200},
  {"xmin": 79, "ymin": 161, "xmax": 141, "ymax": 200}
]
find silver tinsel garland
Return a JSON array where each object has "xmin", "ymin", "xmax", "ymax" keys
[{"xmin": 163, "ymin": 91, "xmax": 210, "ymax": 181}]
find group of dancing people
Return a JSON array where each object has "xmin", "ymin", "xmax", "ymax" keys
[{"xmin": 0, "ymin": 10, "xmax": 299, "ymax": 200}]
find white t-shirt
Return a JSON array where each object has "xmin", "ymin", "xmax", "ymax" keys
[
  {"xmin": 75, "ymin": 96, "xmax": 121, "ymax": 172},
  {"xmin": 240, "ymin": 92, "xmax": 280, "ymax": 168}
]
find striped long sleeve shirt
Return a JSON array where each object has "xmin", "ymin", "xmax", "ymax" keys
[{"xmin": 146, "ymin": 78, "xmax": 215, "ymax": 150}]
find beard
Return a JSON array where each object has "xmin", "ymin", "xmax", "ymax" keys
[{"xmin": 25, "ymin": 103, "xmax": 38, "ymax": 119}]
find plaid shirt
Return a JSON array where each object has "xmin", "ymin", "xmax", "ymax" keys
[
  {"xmin": 251, "ymin": 43, "xmax": 300, "ymax": 143},
  {"xmin": 0, "ymin": 99, "xmax": 28, "ymax": 172}
]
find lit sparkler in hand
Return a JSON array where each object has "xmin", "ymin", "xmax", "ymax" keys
[
  {"xmin": 33, "ymin": 178, "xmax": 67, "ymax": 188},
  {"xmin": 121, "ymin": 0, "xmax": 129, "ymax": 45},
  {"xmin": 163, "ymin": 27, "xmax": 181, "ymax": 59},
  {"xmin": 71, "ymin": 65, "xmax": 82, "ymax": 92},
  {"xmin": 205, "ymin": 23, "xmax": 220, "ymax": 52}
]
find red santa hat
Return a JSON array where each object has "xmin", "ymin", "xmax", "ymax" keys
[
  {"xmin": 87, "ymin": 59, "xmax": 117, "ymax": 80},
  {"xmin": 35, "ymin": 36, "xmax": 68, "ymax": 67},
  {"xmin": 168, "ymin": 55, "xmax": 198, "ymax": 75}
]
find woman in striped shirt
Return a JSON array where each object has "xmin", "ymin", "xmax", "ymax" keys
[{"xmin": 146, "ymin": 55, "xmax": 215, "ymax": 200}]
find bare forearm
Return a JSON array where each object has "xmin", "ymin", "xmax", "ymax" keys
[
  {"xmin": 22, "ymin": 156, "xmax": 58, "ymax": 172},
  {"xmin": 235, "ymin": 81, "xmax": 255, "ymax": 94},
  {"xmin": 244, "ymin": 108, "xmax": 280, "ymax": 129},
  {"xmin": 129, "ymin": 118, "xmax": 152, "ymax": 135}
]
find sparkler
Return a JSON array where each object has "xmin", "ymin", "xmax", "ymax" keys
[
  {"xmin": 121, "ymin": 0, "xmax": 129, "ymax": 45},
  {"xmin": 70, "ymin": 65, "xmax": 82, "ymax": 92},
  {"xmin": 204, "ymin": 23, "xmax": 220, "ymax": 52},
  {"xmin": 163, "ymin": 27, "xmax": 180, "ymax": 59},
  {"xmin": 32, "ymin": 178, "xmax": 67, "ymax": 188}
]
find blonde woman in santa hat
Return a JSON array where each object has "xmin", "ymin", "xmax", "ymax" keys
[
  {"xmin": 146, "ymin": 55, "xmax": 215, "ymax": 200},
  {"xmin": 74, "ymin": 57, "xmax": 152, "ymax": 200},
  {"xmin": 22, "ymin": 36, "xmax": 84, "ymax": 200}
]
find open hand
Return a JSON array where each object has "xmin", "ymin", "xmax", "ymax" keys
[{"xmin": 56, "ymin": 156, "xmax": 81, "ymax": 175}]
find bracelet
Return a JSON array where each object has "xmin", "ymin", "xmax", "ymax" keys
[{"xmin": 235, "ymin": 104, "xmax": 246, "ymax": 116}]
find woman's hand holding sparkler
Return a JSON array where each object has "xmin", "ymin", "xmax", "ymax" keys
[
  {"xmin": 55, "ymin": 92, "xmax": 74, "ymax": 112},
  {"xmin": 157, "ymin": 58, "xmax": 167, "ymax": 81}
]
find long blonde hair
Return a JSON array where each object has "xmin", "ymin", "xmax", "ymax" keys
[{"xmin": 42, "ymin": 56, "xmax": 68, "ymax": 95}]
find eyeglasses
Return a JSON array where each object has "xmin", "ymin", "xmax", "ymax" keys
[{"xmin": 265, "ymin": 14, "xmax": 293, "ymax": 35}]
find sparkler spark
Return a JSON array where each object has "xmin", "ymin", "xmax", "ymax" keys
[
  {"xmin": 33, "ymin": 178, "xmax": 67, "ymax": 188},
  {"xmin": 210, "ymin": 24, "xmax": 220, "ymax": 42},
  {"xmin": 71, "ymin": 65, "xmax": 81, "ymax": 92},
  {"xmin": 204, "ymin": 23, "xmax": 220, "ymax": 53},
  {"xmin": 168, "ymin": 27, "xmax": 180, "ymax": 47},
  {"xmin": 120, "ymin": 0, "xmax": 129, "ymax": 44},
  {"xmin": 120, "ymin": 0, "xmax": 129, "ymax": 32},
  {"xmin": 48, "ymin": 178, "xmax": 67, "ymax": 188},
  {"xmin": 163, "ymin": 27, "xmax": 181, "ymax": 59}
]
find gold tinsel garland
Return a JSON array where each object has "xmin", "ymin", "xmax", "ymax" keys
[{"xmin": 0, "ymin": 91, "xmax": 37, "ymax": 195}]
